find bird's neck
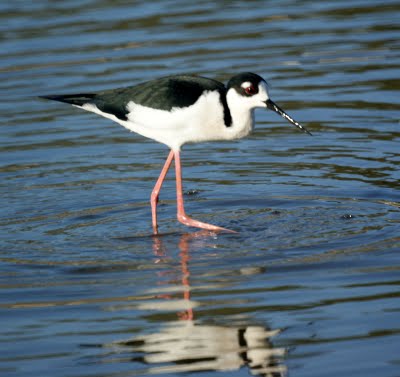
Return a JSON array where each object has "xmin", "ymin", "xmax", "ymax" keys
[{"xmin": 226, "ymin": 91, "xmax": 255, "ymax": 139}]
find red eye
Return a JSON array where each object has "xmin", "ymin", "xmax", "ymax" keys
[{"xmin": 245, "ymin": 85, "xmax": 256, "ymax": 95}]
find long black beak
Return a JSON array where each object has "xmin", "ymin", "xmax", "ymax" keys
[{"xmin": 265, "ymin": 99, "xmax": 312, "ymax": 136}]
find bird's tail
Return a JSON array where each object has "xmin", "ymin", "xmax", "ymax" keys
[{"xmin": 39, "ymin": 93, "xmax": 96, "ymax": 106}]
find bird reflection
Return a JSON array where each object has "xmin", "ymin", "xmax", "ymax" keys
[{"xmin": 114, "ymin": 231, "xmax": 286, "ymax": 376}]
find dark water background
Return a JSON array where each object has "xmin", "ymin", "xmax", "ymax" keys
[{"xmin": 1, "ymin": 1, "xmax": 400, "ymax": 376}]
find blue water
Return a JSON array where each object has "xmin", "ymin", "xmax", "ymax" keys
[{"xmin": 1, "ymin": 1, "xmax": 400, "ymax": 376}]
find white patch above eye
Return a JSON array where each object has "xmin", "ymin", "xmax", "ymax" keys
[
  {"xmin": 258, "ymin": 81, "xmax": 269, "ymax": 100},
  {"xmin": 240, "ymin": 81, "xmax": 252, "ymax": 89}
]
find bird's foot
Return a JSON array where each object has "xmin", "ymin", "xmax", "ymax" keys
[{"xmin": 177, "ymin": 213, "xmax": 237, "ymax": 233}]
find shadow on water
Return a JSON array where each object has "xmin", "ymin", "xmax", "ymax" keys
[{"xmin": 83, "ymin": 231, "xmax": 286, "ymax": 376}]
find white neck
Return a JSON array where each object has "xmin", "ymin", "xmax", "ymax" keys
[{"xmin": 225, "ymin": 89, "xmax": 256, "ymax": 140}]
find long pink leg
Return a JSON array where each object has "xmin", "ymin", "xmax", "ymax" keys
[
  {"xmin": 151, "ymin": 150, "xmax": 174, "ymax": 235},
  {"xmin": 174, "ymin": 150, "xmax": 236, "ymax": 233}
]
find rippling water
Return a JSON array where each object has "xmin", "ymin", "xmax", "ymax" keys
[{"xmin": 1, "ymin": 1, "xmax": 400, "ymax": 376}]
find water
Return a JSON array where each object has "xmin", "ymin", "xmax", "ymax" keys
[{"xmin": 1, "ymin": 1, "xmax": 400, "ymax": 376}]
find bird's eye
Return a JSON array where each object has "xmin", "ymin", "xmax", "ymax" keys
[{"xmin": 245, "ymin": 85, "xmax": 256, "ymax": 95}]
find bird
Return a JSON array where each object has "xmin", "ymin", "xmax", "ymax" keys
[{"xmin": 40, "ymin": 72, "xmax": 311, "ymax": 234}]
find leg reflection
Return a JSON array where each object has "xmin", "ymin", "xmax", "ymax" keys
[{"xmin": 114, "ymin": 232, "xmax": 288, "ymax": 376}]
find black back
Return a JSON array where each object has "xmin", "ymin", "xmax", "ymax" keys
[{"xmin": 41, "ymin": 75, "xmax": 232, "ymax": 126}]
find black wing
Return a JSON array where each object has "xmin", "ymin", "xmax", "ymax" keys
[
  {"xmin": 40, "ymin": 75, "xmax": 230, "ymax": 124},
  {"xmin": 39, "ymin": 92, "xmax": 129, "ymax": 121}
]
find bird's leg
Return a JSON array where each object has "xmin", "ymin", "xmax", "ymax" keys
[
  {"xmin": 174, "ymin": 151, "xmax": 236, "ymax": 233},
  {"xmin": 151, "ymin": 150, "xmax": 174, "ymax": 235}
]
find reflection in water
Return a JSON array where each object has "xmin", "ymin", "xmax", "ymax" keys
[
  {"xmin": 112, "ymin": 232, "xmax": 286, "ymax": 376},
  {"xmin": 119, "ymin": 322, "xmax": 285, "ymax": 376}
]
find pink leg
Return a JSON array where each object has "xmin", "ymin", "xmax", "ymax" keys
[
  {"xmin": 151, "ymin": 150, "xmax": 174, "ymax": 235},
  {"xmin": 174, "ymin": 151, "xmax": 236, "ymax": 233}
]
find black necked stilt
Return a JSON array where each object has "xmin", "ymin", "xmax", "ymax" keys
[{"xmin": 41, "ymin": 72, "xmax": 311, "ymax": 234}]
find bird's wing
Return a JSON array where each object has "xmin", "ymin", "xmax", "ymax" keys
[{"xmin": 41, "ymin": 75, "xmax": 227, "ymax": 122}]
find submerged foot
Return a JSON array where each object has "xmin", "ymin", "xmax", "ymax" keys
[{"xmin": 177, "ymin": 213, "xmax": 237, "ymax": 233}]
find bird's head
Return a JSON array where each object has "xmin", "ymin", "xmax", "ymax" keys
[{"xmin": 227, "ymin": 72, "xmax": 312, "ymax": 135}]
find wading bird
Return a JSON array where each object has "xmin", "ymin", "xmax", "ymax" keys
[{"xmin": 41, "ymin": 72, "xmax": 311, "ymax": 234}]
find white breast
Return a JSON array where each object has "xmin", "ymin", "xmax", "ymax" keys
[{"xmin": 123, "ymin": 90, "xmax": 251, "ymax": 150}]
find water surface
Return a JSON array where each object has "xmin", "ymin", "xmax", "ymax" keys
[{"xmin": 1, "ymin": 1, "xmax": 400, "ymax": 376}]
